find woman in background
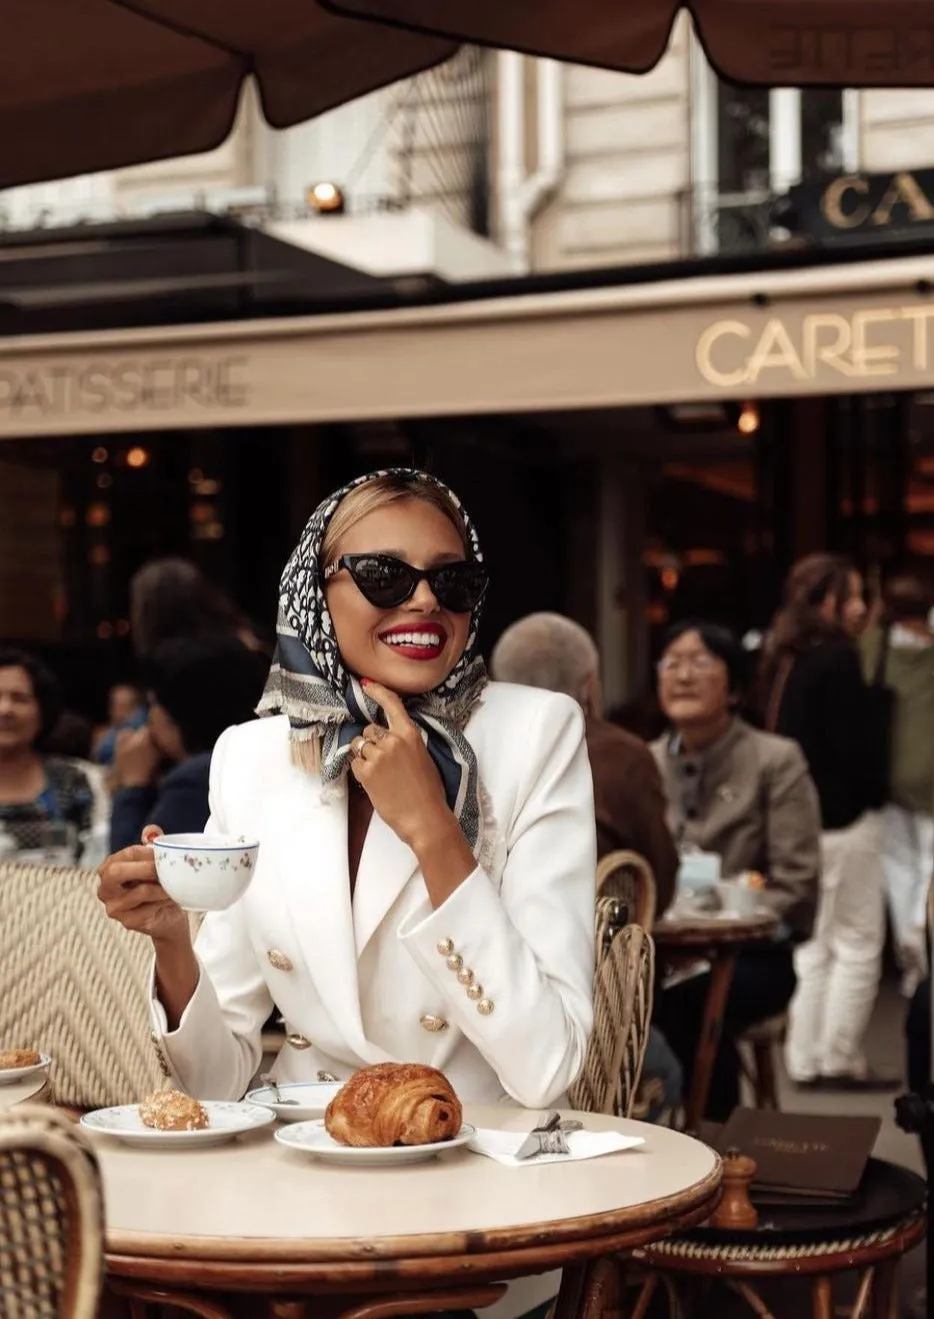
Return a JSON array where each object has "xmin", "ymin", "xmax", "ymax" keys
[
  {"xmin": 109, "ymin": 637, "xmax": 268, "ymax": 852},
  {"xmin": 130, "ymin": 558, "xmax": 266, "ymax": 660},
  {"xmin": 761, "ymin": 553, "xmax": 892, "ymax": 1091},
  {"xmin": 0, "ymin": 647, "xmax": 104, "ymax": 857}
]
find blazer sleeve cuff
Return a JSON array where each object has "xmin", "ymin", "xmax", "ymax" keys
[{"xmin": 148, "ymin": 956, "xmax": 230, "ymax": 1095}]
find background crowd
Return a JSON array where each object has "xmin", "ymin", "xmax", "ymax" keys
[{"xmin": 1, "ymin": 544, "xmax": 932, "ymax": 1124}]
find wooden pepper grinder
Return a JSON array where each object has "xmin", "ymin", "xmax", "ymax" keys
[{"xmin": 712, "ymin": 1146, "xmax": 759, "ymax": 1230}]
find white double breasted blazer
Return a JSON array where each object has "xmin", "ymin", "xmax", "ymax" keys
[{"xmin": 152, "ymin": 682, "xmax": 597, "ymax": 1106}]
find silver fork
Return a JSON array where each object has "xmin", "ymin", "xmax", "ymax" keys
[{"xmin": 259, "ymin": 1072, "xmax": 298, "ymax": 1105}]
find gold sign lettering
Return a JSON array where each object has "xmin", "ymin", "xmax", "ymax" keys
[
  {"xmin": 821, "ymin": 177, "xmax": 871, "ymax": 229},
  {"xmin": 694, "ymin": 321, "xmax": 753, "ymax": 388},
  {"xmin": 820, "ymin": 170, "xmax": 934, "ymax": 231},
  {"xmin": 871, "ymin": 171, "xmax": 934, "ymax": 226},
  {"xmin": 695, "ymin": 303, "xmax": 934, "ymax": 388},
  {"xmin": 0, "ymin": 354, "xmax": 251, "ymax": 418}
]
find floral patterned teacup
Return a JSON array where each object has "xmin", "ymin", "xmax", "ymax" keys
[{"xmin": 152, "ymin": 833, "xmax": 259, "ymax": 912}]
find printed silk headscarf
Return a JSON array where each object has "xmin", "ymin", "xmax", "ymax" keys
[{"xmin": 257, "ymin": 469, "xmax": 489, "ymax": 853}]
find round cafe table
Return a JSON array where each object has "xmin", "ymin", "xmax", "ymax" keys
[
  {"xmin": 93, "ymin": 1105, "xmax": 721, "ymax": 1319},
  {"xmin": 654, "ymin": 909, "xmax": 780, "ymax": 1131}
]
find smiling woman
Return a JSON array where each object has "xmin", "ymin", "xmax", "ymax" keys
[
  {"xmin": 97, "ymin": 469, "xmax": 597, "ymax": 1192},
  {"xmin": 0, "ymin": 647, "xmax": 97, "ymax": 857}
]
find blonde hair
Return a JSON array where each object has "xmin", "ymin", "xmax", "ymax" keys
[
  {"xmin": 292, "ymin": 473, "xmax": 469, "ymax": 774},
  {"xmin": 320, "ymin": 474, "xmax": 468, "ymax": 570}
]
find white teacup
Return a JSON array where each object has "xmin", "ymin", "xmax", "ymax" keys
[
  {"xmin": 716, "ymin": 879, "xmax": 760, "ymax": 918},
  {"xmin": 152, "ymin": 833, "xmax": 259, "ymax": 912}
]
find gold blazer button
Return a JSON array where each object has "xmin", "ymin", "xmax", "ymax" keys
[
  {"xmin": 436, "ymin": 938, "xmax": 455, "ymax": 956},
  {"xmin": 465, "ymin": 983, "xmax": 484, "ymax": 1001},
  {"xmin": 285, "ymin": 1033, "xmax": 311, "ymax": 1050},
  {"xmin": 446, "ymin": 952, "xmax": 464, "ymax": 972},
  {"xmin": 476, "ymin": 999, "xmax": 495, "ymax": 1016},
  {"xmin": 456, "ymin": 967, "xmax": 475, "ymax": 986},
  {"xmin": 267, "ymin": 950, "xmax": 294, "ymax": 972},
  {"xmin": 420, "ymin": 1014, "xmax": 449, "ymax": 1033}
]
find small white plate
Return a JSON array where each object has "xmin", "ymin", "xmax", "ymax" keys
[
  {"xmin": 80, "ymin": 1101, "xmax": 275, "ymax": 1149},
  {"xmin": 0, "ymin": 1053, "xmax": 51, "ymax": 1085},
  {"xmin": 275, "ymin": 1120, "xmax": 477, "ymax": 1166},
  {"xmin": 245, "ymin": 1082, "xmax": 342, "ymax": 1123}
]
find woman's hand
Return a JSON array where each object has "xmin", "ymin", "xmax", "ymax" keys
[
  {"xmin": 96, "ymin": 827, "xmax": 190, "ymax": 947},
  {"xmin": 349, "ymin": 682, "xmax": 450, "ymax": 851},
  {"xmin": 113, "ymin": 726, "xmax": 161, "ymax": 790},
  {"xmin": 349, "ymin": 682, "xmax": 476, "ymax": 904}
]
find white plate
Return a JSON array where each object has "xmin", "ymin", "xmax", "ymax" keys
[
  {"xmin": 80, "ymin": 1101, "xmax": 275, "ymax": 1149},
  {"xmin": 245, "ymin": 1081, "xmax": 342, "ymax": 1122},
  {"xmin": 275, "ymin": 1120, "xmax": 477, "ymax": 1166},
  {"xmin": 0, "ymin": 1053, "xmax": 51, "ymax": 1085}
]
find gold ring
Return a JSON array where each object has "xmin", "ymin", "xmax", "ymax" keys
[{"xmin": 351, "ymin": 736, "xmax": 367, "ymax": 759}]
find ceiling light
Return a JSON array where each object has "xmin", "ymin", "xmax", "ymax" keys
[
  {"xmin": 737, "ymin": 401, "xmax": 760, "ymax": 435},
  {"xmin": 307, "ymin": 182, "xmax": 346, "ymax": 215}
]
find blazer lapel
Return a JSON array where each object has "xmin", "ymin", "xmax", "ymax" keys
[
  {"xmin": 353, "ymin": 811, "xmax": 421, "ymax": 959},
  {"xmin": 264, "ymin": 767, "xmax": 369, "ymax": 1059}
]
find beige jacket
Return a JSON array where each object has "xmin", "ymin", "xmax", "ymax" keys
[{"xmin": 651, "ymin": 718, "xmax": 820, "ymax": 938}]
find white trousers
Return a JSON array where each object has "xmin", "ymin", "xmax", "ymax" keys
[
  {"xmin": 785, "ymin": 812, "xmax": 884, "ymax": 1081},
  {"xmin": 881, "ymin": 805, "xmax": 932, "ymax": 992}
]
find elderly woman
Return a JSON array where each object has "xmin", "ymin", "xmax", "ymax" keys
[
  {"xmin": 0, "ymin": 647, "xmax": 101, "ymax": 858},
  {"xmin": 99, "ymin": 469, "xmax": 595, "ymax": 1082},
  {"xmin": 651, "ymin": 620, "xmax": 821, "ymax": 1121}
]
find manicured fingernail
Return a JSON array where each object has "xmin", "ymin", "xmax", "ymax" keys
[{"xmin": 361, "ymin": 678, "xmax": 371, "ymax": 687}]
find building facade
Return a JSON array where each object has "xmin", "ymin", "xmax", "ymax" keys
[{"xmin": 4, "ymin": 27, "xmax": 934, "ymax": 713}]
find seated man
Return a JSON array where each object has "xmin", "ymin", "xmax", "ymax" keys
[
  {"xmin": 491, "ymin": 612, "xmax": 681, "ymax": 1121},
  {"xmin": 491, "ymin": 612, "xmax": 679, "ymax": 910}
]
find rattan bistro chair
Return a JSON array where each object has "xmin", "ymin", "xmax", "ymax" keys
[
  {"xmin": 0, "ymin": 861, "xmax": 167, "ymax": 1110},
  {"xmin": 0, "ymin": 1104, "xmax": 104, "ymax": 1319},
  {"xmin": 570, "ymin": 923, "xmax": 655, "ymax": 1118},
  {"xmin": 594, "ymin": 851, "xmax": 657, "ymax": 958}
]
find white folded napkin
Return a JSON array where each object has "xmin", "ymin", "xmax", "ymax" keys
[{"xmin": 468, "ymin": 1128, "xmax": 645, "ymax": 1167}]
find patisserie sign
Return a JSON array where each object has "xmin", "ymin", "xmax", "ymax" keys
[{"xmin": 0, "ymin": 353, "xmax": 251, "ymax": 418}]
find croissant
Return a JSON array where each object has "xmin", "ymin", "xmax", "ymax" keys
[{"xmin": 324, "ymin": 1062, "xmax": 463, "ymax": 1148}]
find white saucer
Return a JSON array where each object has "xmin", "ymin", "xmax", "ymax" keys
[
  {"xmin": 0, "ymin": 1053, "xmax": 51, "ymax": 1085},
  {"xmin": 80, "ymin": 1101, "xmax": 275, "ymax": 1149},
  {"xmin": 275, "ymin": 1120, "xmax": 476, "ymax": 1166},
  {"xmin": 245, "ymin": 1081, "xmax": 342, "ymax": 1123}
]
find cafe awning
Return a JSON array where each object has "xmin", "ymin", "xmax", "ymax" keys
[
  {"xmin": 0, "ymin": 0, "xmax": 453, "ymax": 189},
  {"xmin": 5, "ymin": 2, "xmax": 934, "ymax": 192},
  {"xmin": 324, "ymin": 0, "xmax": 934, "ymax": 86},
  {"xmin": 2, "ymin": 248, "xmax": 934, "ymax": 440}
]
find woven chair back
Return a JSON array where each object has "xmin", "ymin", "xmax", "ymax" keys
[{"xmin": 0, "ymin": 1104, "xmax": 104, "ymax": 1319}]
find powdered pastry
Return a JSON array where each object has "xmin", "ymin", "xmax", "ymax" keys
[{"xmin": 139, "ymin": 1089, "xmax": 209, "ymax": 1132}]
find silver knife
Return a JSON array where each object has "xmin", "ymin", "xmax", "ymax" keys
[{"xmin": 513, "ymin": 1110, "xmax": 562, "ymax": 1160}]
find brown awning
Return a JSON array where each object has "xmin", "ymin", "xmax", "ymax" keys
[
  {"xmin": 3, "ymin": 253, "xmax": 934, "ymax": 438},
  {"xmin": 0, "ymin": 1, "xmax": 454, "ymax": 188},
  {"xmin": 323, "ymin": 0, "xmax": 934, "ymax": 86}
]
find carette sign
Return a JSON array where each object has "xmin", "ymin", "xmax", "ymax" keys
[
  {"xmin": 695, "ymin": 303, "xmax": 934, "ymax": 388},
  {"xmin": 787, "ymin": 169, "xmax": 934, "ymax": 242}
]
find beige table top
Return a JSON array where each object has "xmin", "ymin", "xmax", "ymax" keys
[
  {"xmin": 0, "ymin": 1073, "xmax": 51, "ymax": 1109},
  {"xmin": 93, "ymin": 1105, "xmax": 719, "ymax": 1281},
  {"xmin": 655, "ymin": 908, "xmax": 780, "ymax": 947}
]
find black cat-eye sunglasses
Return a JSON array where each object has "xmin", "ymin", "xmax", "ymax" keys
[{"xmin": 324, "ymin": 553, "xmax": 488, "ymax": 613}]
